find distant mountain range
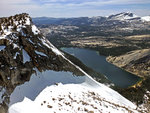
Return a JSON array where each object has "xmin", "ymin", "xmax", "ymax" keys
[{"xmin": 33, "ymin": 12, "xmax": 150, "ymax": 26}]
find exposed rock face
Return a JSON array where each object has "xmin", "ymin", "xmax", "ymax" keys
[{"xmin": 0, "ymin": 13, "xmax": 83, "ymax": 112}]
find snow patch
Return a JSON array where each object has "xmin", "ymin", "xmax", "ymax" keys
[
  {"xmin": 22, "ymin": 49, "xmax": 30, "ymax": 63},
  {"xmin": 109, "ymin": 12, "xmax": 138, "ymax": 21},
  {"xmin": 141, "ymin": 16, "xmax": 150, "ymax": 22},
  {"xmin": 25, "ymin": 17, "xmax": 31, "ymax": 25},
  {"xmin": 0, "ymin": 46, "xmax": 5, "ymax": 51},
  {"xmin": 14, "ymin": 52, "xmax": 20, "ymax": 59},
  {"xmin": 13, "ymin": 44, "xmax": 19, "ymax": 49},
  {"xmin": 40, "ymin": 37, "xmax": 63, "ymax": 56},
  {"xmin": 35, "ymin": 50, "xmax": 47, "ymax": 57},
  {"xmin": 28, "ymin": 39, "xmax": 34, "ymax": 44},
  {"xmin": 9, "ymin": 83, "xmax": 138, "ymax": 113},
  {"xmin": 0, "ymin": 87, "xmax": 6, "ymax": 104},
  {"xmin": 32, "ymin": 25, "xmax": 40, "ymax": 35}
]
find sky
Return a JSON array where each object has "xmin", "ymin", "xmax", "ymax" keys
[{"xmin": 0, "ymin": 0, "xmax": 150, "ymax": 18}]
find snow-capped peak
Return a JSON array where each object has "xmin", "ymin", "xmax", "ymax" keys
[
  {"xmin": 108, "ymin": 12, "xmax": 139, "ymax": 21},
  {"xmin": 141, "ymin": 16, "xmax": 150, "ymax": 22},
  {"xmin": 0, "ymin": 13, "xmax": 40, "ymax": 41}
]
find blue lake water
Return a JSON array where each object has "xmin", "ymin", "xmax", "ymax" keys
[{"xmin": 61, "ymin": 47, "xmax": 141, "ymax": 88}]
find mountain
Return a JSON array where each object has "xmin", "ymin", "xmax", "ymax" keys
[
  {"xmin": 0, "ymin": 14, "xmax": 141, "ymax": 113},
  {"xmin": 107, "ymin": 49, "xmax": 150, "ymax": 77},
  {"xmin": 0, "ymin": 13, "xmax": 82, "ymax": 112},
  {"xmin": 108, "ymin": 12, "xmax": 139, "ymax": 21},
  {"xmin": 142, "ymin": 16, "xmax": 150, "ymax": 22},
  {"xmin": 33, "ymin": 12, "xmax": 150, "ymax": 27},
  {"xmin": 33, "ymin": 16, "xmax": 107, "ymax": 26}
]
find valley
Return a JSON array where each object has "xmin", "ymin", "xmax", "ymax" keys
[
  {"xmin": 33, "ymin": 12, "xmax": 150, "ymax": 112},
  {"xmin": 0, "ymin": 12, "xmax": 149, "ymax": 112}
]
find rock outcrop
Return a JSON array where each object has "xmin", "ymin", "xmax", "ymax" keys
[{"xmin": 0, "ymin": 13, "xmax": 83, "ymax": 112}]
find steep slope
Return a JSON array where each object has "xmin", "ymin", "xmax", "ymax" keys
[
  {"xmin": 0, "ymin": 14, "xmax": 140, "ymax": 113},
  {"xmin": 9, "ymin": 83, "xmax": 138, "ymax": 113},
  {"xmin": 0, "ymin": 13, "xmax": 82, "ymax": 113},
  {"xmin": 107, "ymin": 49, "xmax": 150, "ymax": 112},
  {"xmin": 107, "ymin": 49, "xmax": 150, "ymax": 77},
  {"xmin": 9, "ymin": 70, "xmax": 139, "ymax": 113}
]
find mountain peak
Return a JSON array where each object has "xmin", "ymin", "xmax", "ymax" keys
[
  {"xmin": 108, "ymin": 12, "xmax": 138, "ymax": 21},
  {"xmin": 0, "ymin": 13, "xmax": 33, "ymax": 39}
]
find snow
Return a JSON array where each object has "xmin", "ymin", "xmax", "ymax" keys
[
  {"xmin": 0, "ymin": 36, "xmax": 5, "ymax": 40},
  {"xmin": 35, "ymin": 50, "xmax": 47, "ymax": 57},
  {"xmin": 14, "ymin": 52, "xmax": 20, "ymax": 59},
  {"xmin": 110, "ymin": 12, "xmax": 138, "ymax": 21},
  {"xmin": 0, "ymin": 30, "xmax": 12, "ymax": 39},
  {"xmin": 32, "ymin": 25, "xmax": 40, "ymax": 35},
  {"xmin": 9, "ymin": 83, "xmax": 138, "ymax": 113},
  {"xmin": 0, "ymin": 46, "xmax": 5, "ymax": 51},
  {"xmin": 0, "ymin": 87, "xmax": 6, "ymax": 104},
  {"xmin": 9, "ymin": 69, "xmax": 138, "ymax": 113},
  {"xmin": 25, "ymin": 17, "xmax": 31, "ymax": 25},
  {"xmin": 28, "ymin": 39, "xmax": 34, "ymax": 44},
  {"xmin": 22, "ymin": 49, "xmax": 30, "ymax": 63},
  {"xmin": 13, "ymin": 44, "xmax": 19, "ymax": 49},
  {"xmin": 40, "ymin": 37, "xmax": 63, "ymax": 56},
  {"xmin": 141, "ymin": 16, "xmax": 150, "ymax": 22},
  {"xmin": 9, "ymin": 70, "xmax": 85, "ymax": 106},
  {"xmin": 51, "ymin": 46, "xmax": 63, "ymax": 56}
]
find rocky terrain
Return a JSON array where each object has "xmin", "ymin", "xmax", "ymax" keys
[
  {"xmin": 0, "ymin": 13, "xmax": 143, "ymax": 113},
  {"xmin": 0, "ymin": 13, "xmax": 85, "ymax": 113},
  {"xmin": 107, "ymin": 48, "xmax": 150, "ymax": 112},
  {"xmin": 106, "ymin": 48, "xmax": 150, "ymax": 112},
  {"xmin": 107, "ymin": 49, "xmax": 150, "ymax": 77},
  {"xmin": 35, "ymin": 12, "xmax": 150, "ymax": 56},
  {"xmin": 33, "ymin": 12, "xmax": 150, "ymax": 112}
]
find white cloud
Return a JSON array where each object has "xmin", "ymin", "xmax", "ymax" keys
[
  {"xmin": 0, "ymin": 0, "xmax": 150, "ymax": 17},
  {"xmin": 1, "ymin": 0, "xmax": 31, "ymax": 4}
]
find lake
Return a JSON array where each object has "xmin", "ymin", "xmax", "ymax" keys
[{"xmin": 61, "ymin": 47, "xmax": 141, "ymax": 88}]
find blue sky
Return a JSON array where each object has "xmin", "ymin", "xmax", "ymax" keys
[{"xmin": 0, "ymin": 0, "xmax": 150, "ymax": 17}]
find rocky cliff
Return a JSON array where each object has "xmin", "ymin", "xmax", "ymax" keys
[{"xmin": 0, "ymin": 13, "xmax": 83, "ymax": 113}]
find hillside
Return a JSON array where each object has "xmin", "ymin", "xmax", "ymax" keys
[
  {"xmin": 107, "ymin": 49, "xmax": 150, "ymax": 112},
  {"xmin": 107, "ymin": 49, "xmax": 150, "ymax": 77},
  {"xmin": 0, "ymin": 14, "xmax": 141, "ymax": 113}
]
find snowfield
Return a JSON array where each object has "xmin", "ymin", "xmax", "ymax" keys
[
  {"xmin": 8, "ymin": 70, "xmax": 139, "ymax": 113},
  {"xmin": 9, "ymin": 83, "xmax": 138, "ymax": 113}
]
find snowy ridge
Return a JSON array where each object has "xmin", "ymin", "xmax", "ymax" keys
[
  {"xmin": 108, "ymin": 12, "xmax": 139, "ymax": 21},
  {"xmin": 39, "ymin": 36, "xmax": 63, "ymax": 56},
  {"xmin": 141, "ymin": 16, "xmax": 150, "ymax": 22},
  {"xmin": 9, "ymin": 83, "xmax": 138, "ymax": 113}
]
